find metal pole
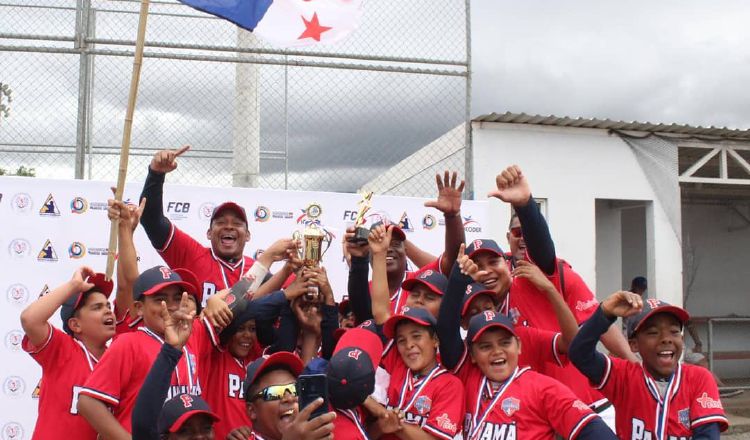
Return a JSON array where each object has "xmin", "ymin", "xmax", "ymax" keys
[
  {"xmin": 707, "ymin": 319, "xmax": 714, "ymax": 373},
  {"xmin": 74, "ymin": 0, "xmax": 92, "ymax": 179},
  {"xmin": 284, "ymin": 54, "xmax": 289, "ymax": 190},
  {"xmin": 463, "ymin": 0, "xmax": 473, "ymax": 199},
  {"xmin": 86, "ymin": 8, "xmax": 97, "ymax": 179}
]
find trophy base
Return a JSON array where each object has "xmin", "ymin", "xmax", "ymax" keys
[{"xmin": 348, "ymin": 226, "xmax": 371, "ymax": 243}]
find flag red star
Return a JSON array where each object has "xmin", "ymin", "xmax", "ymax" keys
[{"xmin": 298, "ymin": 12, "xmax": 332, "ymax": 41}]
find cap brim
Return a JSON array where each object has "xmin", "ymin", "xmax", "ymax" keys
[
  {"xmin": 631, "ymin": 306, "xmax": 690, "ymax": 337},
  {"xmin": 401, "ymin": 279, "xmax": 443, "ymax": 296},
  {"xmin": 467, "ymin": 248, "xmax": 503, "ymax": 259},
  {"xmin": 169, "ymin": 410, "xmax": 221, "ymax": 433},
  {"xmin": 87, "ymin": 273, "xmax": 114, "ymax": 298},
  {"xmin": 471, "ymin": 322, "xmax": 516, "ymax": 343},
  {"xmin": 338, "ymin": 300, "xmax": 351, "ymax": 315},
  {"xmin": 141, "ymin": 280, "xmax": 198, "ymax": 298},
  {"xmin": 460, "ymin": 291, "xmax": 499, "ymax": 318},
  {"xmin": 383, "ymin": 314, "xmax": 432, "ymax": 340},
  {"xmin": 248, "ymin": 352, "xmax": 304, "ymax": 385},
  {"xmin": 389, "ymin": 226, "xmax": 406, "ymax": 241},
  {"xmin": 211, "ymin": 202, "xmax": 248, "ymax": 224}
]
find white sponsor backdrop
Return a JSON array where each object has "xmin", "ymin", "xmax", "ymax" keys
[{"xmin": 0, "ymin": 176, "xmax": 488, "ymax": 438}]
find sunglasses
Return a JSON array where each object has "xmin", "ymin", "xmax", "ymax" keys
[
  {"xmin": 509, "ymin": 227, "xmax": 523, "ymax": 238},
  {"xmin": 252, "ymin": 383, "xmax": 297, "ymax": 402}
]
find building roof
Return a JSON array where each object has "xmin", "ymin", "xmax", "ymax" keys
[{"xmin": 473, "ymin": 112, "xmax": 750, "ymax": 140}]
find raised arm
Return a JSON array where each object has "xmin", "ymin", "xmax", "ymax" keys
[
  {"xmin": 438, "ymin": 245, "xmax": 477, "ymax": 370},
  {"xmin": 344, "ymin": 226, "xmax": 372, "ymax": 324},
  {"xmin": 404, "ymin": 240, "xmax": 438, "ymax": 270},
  {"xmin": 424, "ymin": 171, "xmax": 466, "ymax": 274},
  {"xmin": 110, "ymin": 197, "xmax": 144, "ymax": 321},
  {"xmin": 20, "ymin": 267, "xmax": 95, "ymax": 345},
  {"xmin": 569, "ymin": 291, "xmax": 642, "ymax": 384},
  {"xmin": 488, "ymin": 165, "xmax": 556, "ymax": 274},
  {"xmin": 139, "ymin": 146, "xmax": 189, "ymax": 249},
  {"xmin": 369, "ymin": 225, "xmax": 393, "ymax": 325}
]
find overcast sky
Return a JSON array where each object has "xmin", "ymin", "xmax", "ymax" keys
[{"xmin": 472, "ymin": 0, "xmax": 750, "ymax": 129}]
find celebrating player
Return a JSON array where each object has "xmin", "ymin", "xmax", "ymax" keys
[
  {"xmin": 20, "ymin": 267, "xmax": 115, "ymax": 440},
  {"xmin": 458, "ymin": 312, "xmax": 616, "ymax": 439},
  {"xmin": 138, "ymin": 146, "xmax": 297, "ymax": 304},
  {"xmin": 77, "ymin": 266, "xmax": 203, "ymax": 437},
  {"xmin": 569, "ymin": 292, "xmax": 729, "ymax": 439}
]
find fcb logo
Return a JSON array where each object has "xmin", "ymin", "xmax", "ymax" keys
[
  {"xmin": 414, "ymin": 396, "xmax": 432, "ymax": 415},
  {"xmin": 198, "ymin": 202, "xmax": 216, "ymax": 221},
  {"xmin": 6, "ymin": 284, "xmax": 29, "ymax": 306},
  {"xmin": 7, "ymin": 238, "xmax": 31, "ymax": 259},
  {"xmin": 37, "ymin": 239, "xmax": 59, "ymax": 262},
  {"xmin": 4, "ymin": 330, "xmax": 23, "ymax": 352},
  {"xmin": 255, "ymin": 206, "xmax": 270, "ymax": 222},
  {"xmin": 71, "ymin": 196, "xmax": 89, "ymax": 214},
  {"xmin": 11, "ymin": 193, "xmax": 32, "ymax": 214},
  {"xmin": 3, "ymin": 376, "xmax": 25, "ymax": 398},
  {"xmin": 422, "ymin": 214, "xmax": 436, "ymax": 230},
  {"xmin": 39, "ymin": 193, "xmax": 60, "ymax": 216},
  {"xmin": 501, "ymin": 397, "xmax": 520, "ymax": 416},
  {"xmin": 1, "ymin": 422, "xmax": 23, "ymax": 440},
  {"xmin": 68, "ymin": 241, "xmax": 87, "ymax": 259}
]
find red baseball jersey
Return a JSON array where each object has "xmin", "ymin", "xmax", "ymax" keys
[
  {"xmin": 79, "ymin": 325, "xmax": 202, "ymax": 432},
  {"xmin": 22, "ymin": 325, "xmax": 100, "ymax": 440},
  {"xmin": 595, "ymin": 357, "xmax": 728, "ymax": 439},
  {"xmin": 333, "ymin": 407, "xmax": 368, "ymax": 440},
  {"xmin": 159, "ymin": 223, "xmax": 257, "ymax": 304},
  {"xmin": 458, "ymin": 364, "xmax": 598, "ymax": 440},
  {"xmin": 191, "ymin": 317, "xmax": 262, "ymax": 439},
  {"xmin": 503, "ymin": 257, "xmax": 604, "ymax": 405},
  {"xmin": 453, "ymin": 326, "xmax": 564, "ymax": 376},
  {"xmin": 381, "ymin": 347, "xmax": 464, "ymax": 440}
]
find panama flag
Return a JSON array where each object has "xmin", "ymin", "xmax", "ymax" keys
[{"xmin": 177, "ymin": 0, "xmax": 363, "ymax": 47}]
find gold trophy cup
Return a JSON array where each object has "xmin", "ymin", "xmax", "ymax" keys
[
  {"xmin": 348, "ymin": 191, "xmax": 373, "ymax": 243},
  {"xmin": 292, "ymin": 203, "xmax": 331, "ymax": 299}
]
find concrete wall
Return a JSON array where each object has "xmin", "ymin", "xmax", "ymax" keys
[
  {"xmin": 471, "ymin": 121, "xmax": 683, "ymax": 305},
  {"xmin": 621, "ymin": 206, "xmax": 648, "ymax": 291}
]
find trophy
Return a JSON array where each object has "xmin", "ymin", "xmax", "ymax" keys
[
  {"xmin": 348, "ymin": 191, "xmax": 373, "ymax": 243},
  {"xmin": 293, "ymin": 202, "xmax": 332, "ymax": 300}
]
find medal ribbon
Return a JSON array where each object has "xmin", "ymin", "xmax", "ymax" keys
[
  {"xmin": 72, "ymin": 338, "xmax": 99, "ymax": 371},
  {"xmin": 139, "ymin": 327, "xmax": 198, "ymax": 391},
  {"xmin": 397, "ymin": 364, "xmax": 442, "ymax": 414},
  {"xmin": 644, "ymin": 363, "xmax": 681, "ymax": 440},
  {"xmin": 468, "ymin": 366, "xmax": 527, "ymax": 440}
]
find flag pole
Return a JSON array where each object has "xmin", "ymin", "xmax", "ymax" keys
[{"xmin": 105, "ymin": 0, "xmax": 151, "ymax": 280}]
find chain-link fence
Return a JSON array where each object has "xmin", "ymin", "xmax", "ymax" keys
[{"xmin": 0, "ymin": 0, "xmax": 470, "ymax": 195}]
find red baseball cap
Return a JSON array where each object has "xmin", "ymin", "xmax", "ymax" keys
[
  {"xmin": 210, "ymin": 201, "xmax": 248, "ymax": 225},
  {"xmin": 383, "ymin": 307, "xmax": 437, "ymax": 340},
  {"xmin": 60, "ymin": 273, "xmax": 114, "ymax": 335},
  {"xmin": 243, "ymin": 352, "xmax": 304, "ymax": 398}
]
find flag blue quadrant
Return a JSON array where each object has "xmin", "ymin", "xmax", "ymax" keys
[{"xmin": 177, "ymin": 0, "xmax": 274, "ymax": 31}]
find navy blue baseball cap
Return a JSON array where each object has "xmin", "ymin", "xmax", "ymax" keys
[
  {"xmin": 244, "ymin": 352, "xmax": 304, "ymax": 401},
  {"xmin": 157, "ymin": 393, "xmax": 220, "ymax": 434},
  {"xmin": 133, "ymin": 266, "xmax": 198, "ymax": 301},
  {"xmin": 467, "ymin": 310, "xmax": 517, "ymax": 343},
  {"xmin": 401, "ymin": 269, "xmax": 448, "ymax": 296},
  {"xmin": 626, "ymin": 299, "xmax": 690, "ymax": 339},
  {"xmin": 461, "ymin": 282, "xmax": 500, "ymax": 318},
  {"xmin": 60, "ymin": 273, "xmax": 114, "ymax": 335},
  {"xmin": 465, "ymin": 239, "xmax": 505, "ymax": 259},
  {"xmin": 327, "ymin": 328, "xmax": 383, "ymax": 409},
  {"xmin": 383, "ymin": 307, "xmax": 437, "ymax": 340}
]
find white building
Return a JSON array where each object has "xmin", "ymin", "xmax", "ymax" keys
[{"xmin": 364, "ymin": 112, "xmax": 750, "ymax": 380}]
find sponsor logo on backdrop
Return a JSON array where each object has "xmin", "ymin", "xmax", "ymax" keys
[
  {"xmin": 71, "ymin": 196, "xmax": 89, "ymax": 214},
  {"xmin": 7, "ymin": 238, "xmax": 31, "ymax": 259},
  {"xmin": 462, "ymin": 216, "xmax": 482, "ymax": 233},
  {"xmin": 39, "ymin": 193, "xmax": 61, "ymax": 216},
  {"xmin": 89, "ymin": 200, "xmax": 109, "ymax": 211},
  {"xmin": 255, "ymin": 206, "xmax": 270, "ymax": 222},
  {"xmin": 198, "ymin": 202, "xmax": 216, "ymax": 221},
  {"xmin": 3, "ymin": 376, "xmax": 25, "ymax": 398},
  {"xmin": 6, "ymin": 284, "xmax": 29, "ymax": 306},
  {"xmin": 167, "ymin": 201, "xmax": 191, "ymax": 221},
  {"xmin": 398, "ymin": 212, "xmax": 414, "ymax": 232},
  {"xmin": 272, "ymin": 210, "xmax": 293, "ymax": 220},
  {"xmin": 32, "ymin": 380, "xmax": 40, "ymax": 399},
  {"xmin": 0, "ymin": 193, "xmax": 3, "ymax": 203},
  {"xmin": 38, "ymin": 284, "xmax": 50, "ymax": 298},
  {"xmin": 69, "ymin": 242, "xmax": 86, "ymax": 259},
  {"xmin": 11, "ymin": 193, "xmax": 33, "ymax": 214},
  {"xmin": 422, "ymin": 214, "xmax": 436, "ymax": 230},
  {"xmin": 4, "ymin": 330, "xmax": 23, "ymax": 352},
  {"xmin": 2, "ymin": 422, "xmax": 23, "ymax": 440},
  {"xmin": 37, "ymin": 239, "xmax": 59, "ymax": 262}
]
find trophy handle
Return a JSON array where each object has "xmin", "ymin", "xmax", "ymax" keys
[
  {"xmin": 320, "ymin": 230, "xmax": 334, "ymax": 259},
  {"xmin": 291, "ymin": 230, "xmax": 304, "ymax": 261}
]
